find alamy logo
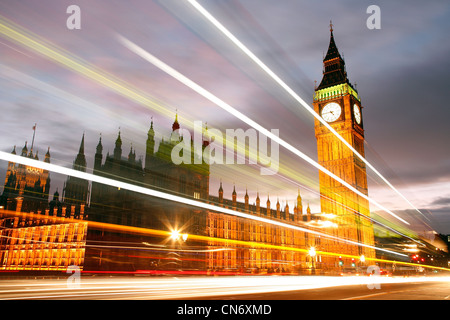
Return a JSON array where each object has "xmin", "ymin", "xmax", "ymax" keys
[
  {"xmin": 66, "ymin": 5, "xmax": 81, "ymax": 30},
  {"xmin": 171, "ymin": 121, "xmax": 279, "ymax": 175},
  {"xmin": 366, "ymin": 265, "xmax": 381, "ymax": 289},
  {"xmin": 66, "ymin": 265, "xmax": 81, "ymax": 288},
  {"xmin": 366, "ymin": 5, "xmax": 381, "ymax": 30}
]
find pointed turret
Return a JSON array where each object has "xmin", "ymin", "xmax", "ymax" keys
[
  {"xmin": 170, "ymin": 112, "xmax": 181, "ymax": 142},
  {"xmin": 285, "ymin": 202, "xmax": 290, "ymax": 219},
  {"xmin": 256, "ymin": 192, "xmax": 260, "ymax": 214},
  {"xmin": 79, "ymin": 133, "xmax": 85, "ymax": 154},
  {"xmin": 296, "ymin": 189, "xmax": 303, "ymax": 219},
  {"xmin": 49, "ymin": 189, "xmax": 61, "ymax": 214},
  {"xmin": 323, "ymin": 21, "xmax": 342, "ymax": 61},
  {"xmin": 218, "ymin": 180, "xmax": 223, "ymax": 203},
  {"xmin": 276, "ymin": 198, "xmax": 281, "ymax": 219},
  {"xmin": 244, "ymin": 188, "xmax": 249, "ymax": 211},
  {"xmin": 44, "ymin": 147, "xmax": 50, "ymax": 163},
  {"xmin": 53, "ymin": 189, "xmax": 60, "ymax": 201},
  {"xmin": 114, "ymin": 130, "xmax": 122, "ymax": 160},
  {"xmin": 74, "ymin": 134, "xmax": 87, "ymax": 172},
  {"xmin": 145, "ymin": 117, "xmax": 155, "ymax": 170},
  {"xmin": 316, "ymin": 22, "xmax": 353, "ymax": 91},
  {"xmin": 21, "ymin": 142, "xmax": 28, "ymax": 157},
  {"xmin": 94, "ymin": 135, "xmax": 103, "ymax": 171},
  {"xmin": 63, "ymin": 133, "xmax": 89, "ymax": 205},
  {"xmin": 7, "ymin": 146, "xmax": 16, "ymax": 171},
  {"xmin": 232, "ymin": 184, "xmax": 237, "ymax": 205},
  {"xmin": 172, "ymin": 112, "xmax": 180, "ymax": 132},
  {"xmin": 128, "ymin": 144, "xmax": 136, "ymax": 163}
]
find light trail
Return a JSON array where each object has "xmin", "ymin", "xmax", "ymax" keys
[
  {"xmin": 0, "ymin": 14, "xmax": 425, "ymax": 263},
  {"xmin": 0, "ymin": 14, "xmax": 412, "ymax": 229},
  {"xmin": 2, "ymin": 206, "xmax": 449, "ymax": 273},
  {"xmin": 0, "ymin": 15, "xmax": 310, "ymax": 191},
  {"xmin": 213, "ymin": 160, "xmax": 421, "ymax": 244},
  {"xmin": 0, "ymin": 15, "xmax": 179, "ymax": 128},
  {"xmin": 0, "ymin": 151, "xmax": 408, "ymax": 259},
  {"xmin": 184, "ymin": 0, "xmax": 423, "ymax": 217},
  {"xmin": 0, "ymin": 64, "xmax": 147, "ymax": 133},
  {"xmin": 1, "ymin": 276, "xmax": 450, "ymax": 300},
  {"xmin": 0, "ymin": 235, "xmax": 232, "ymax": 254},
  {"xmin": 117, "ymin": 35, "xmax": 410, "ymax": 226}
]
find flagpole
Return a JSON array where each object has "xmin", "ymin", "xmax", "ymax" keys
[{"xmin": 31, "ymin": 123, "xmax": 36, "ymax": 153}]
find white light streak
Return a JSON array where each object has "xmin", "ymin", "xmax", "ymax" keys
[
  {"xmin": 185, "ymin": 0, "xmax": 423, "ymax": 217},
  {"xmin": 0, "ymin": 151, "xmax": 407, "ymax": 257},
  {"xmin": 0, "ymin": 235, "xmax": 232, "ymax": 253},
  {"xmin": 1, "ymin": 276, "xmax": 450, "ymax": 300},
  {"xmin": 116, "ymin": 35, "xmax": 410, "ymax": 226}
]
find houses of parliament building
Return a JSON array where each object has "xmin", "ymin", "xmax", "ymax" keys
[{"xmin": 0, "ymin": 27, "xmax": 375, "ymax": 274}]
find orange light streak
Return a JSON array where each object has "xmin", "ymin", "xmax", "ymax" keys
[{"xmin": 1, "ymin": 208, "xmax": 449, "ymax": 273}]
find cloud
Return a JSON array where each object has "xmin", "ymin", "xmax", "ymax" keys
[
  {"xmin": 430, "ymin": 197, "xmax": 450, "ymax": 208},
  {"xmin": 1, "ymin": 0, "xmax": 450, "ymax": 235}
]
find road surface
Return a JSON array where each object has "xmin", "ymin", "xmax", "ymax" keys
[{"xmin": 0, "ymin": 275, "xmax": 449, "ymax": 300}]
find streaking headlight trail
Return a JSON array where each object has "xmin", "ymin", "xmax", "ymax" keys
[
  {"xmin": 0, "ymin": 150, "xmax": 407, "ymax": 258},
  {"xmin": 116, "ymin": 34, "xmax": 410, "ymax": 226},
  {"xmin": 184, "ymin": 0, "xmax": 423, "ymax": 217}
]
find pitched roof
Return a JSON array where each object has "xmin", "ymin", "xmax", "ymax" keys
[
  {"xmin": 316, "ymin": 28, "xmax": 355, "ymax": 91},
  {"xmin": 323, "ymin": 30, "xmax": 342, "ymax": 61}
]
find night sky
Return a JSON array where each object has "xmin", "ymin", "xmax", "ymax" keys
[{"xmin": 1, "ymin": 0, "xmax": 450, "ymax": 237}]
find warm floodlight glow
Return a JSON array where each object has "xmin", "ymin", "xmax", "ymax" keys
[
  {"xmin": 170, "ymin": 230, "xmax": 181, "ymax": 241},
  {"xmin": 306, "ymin": 220, "xmax": 338, "ymax": 228},
  {"xmin": 320, "ymin": 213, "xmax": 337, "ymax": 219}
]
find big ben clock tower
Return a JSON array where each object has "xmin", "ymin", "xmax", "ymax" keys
[{"xmin": 313, "ymin": 24, "xmax": 375, "ymax": 262}]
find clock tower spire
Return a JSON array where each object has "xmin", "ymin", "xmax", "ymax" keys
[
  {"xmin": 317, "ymin": 22, "xmax": 351, "ymax": 91},
  {"xmin": 313, "ymin": 24, "xmax": 375, "ymax": 261}
]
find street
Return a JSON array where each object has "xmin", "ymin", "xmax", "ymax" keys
[
  {"xmin": 1, "ymin": 275, "xmax": 449, "ymax": 300},
  {"xmin": 196, "ymin": 280, "xmax": 450, "ymax": 300}
]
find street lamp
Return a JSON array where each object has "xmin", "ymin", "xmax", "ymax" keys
[
  {"xmin": 359, "ymin": 255, "xmax": 366, "ymax": 273},
  {"xmin": 169, "ymin": 230, "xmax": 189, "ymax": 270},
  {"xmin": 170, "ymin": 230, "xmax": 180, "ymax": 241}
]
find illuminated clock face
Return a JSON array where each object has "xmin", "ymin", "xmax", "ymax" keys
[
  {"xmin": 353, "ymin": 104, "xmax": 361, "ymax": 124},
  {"xmin": 321, "ymin": 102, "xmax": 341, "ymax": 123}
]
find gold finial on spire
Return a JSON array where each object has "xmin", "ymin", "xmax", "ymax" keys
[{"xmin": 329, "ymin": 20, "xmax": 333, "ymax": 32}]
